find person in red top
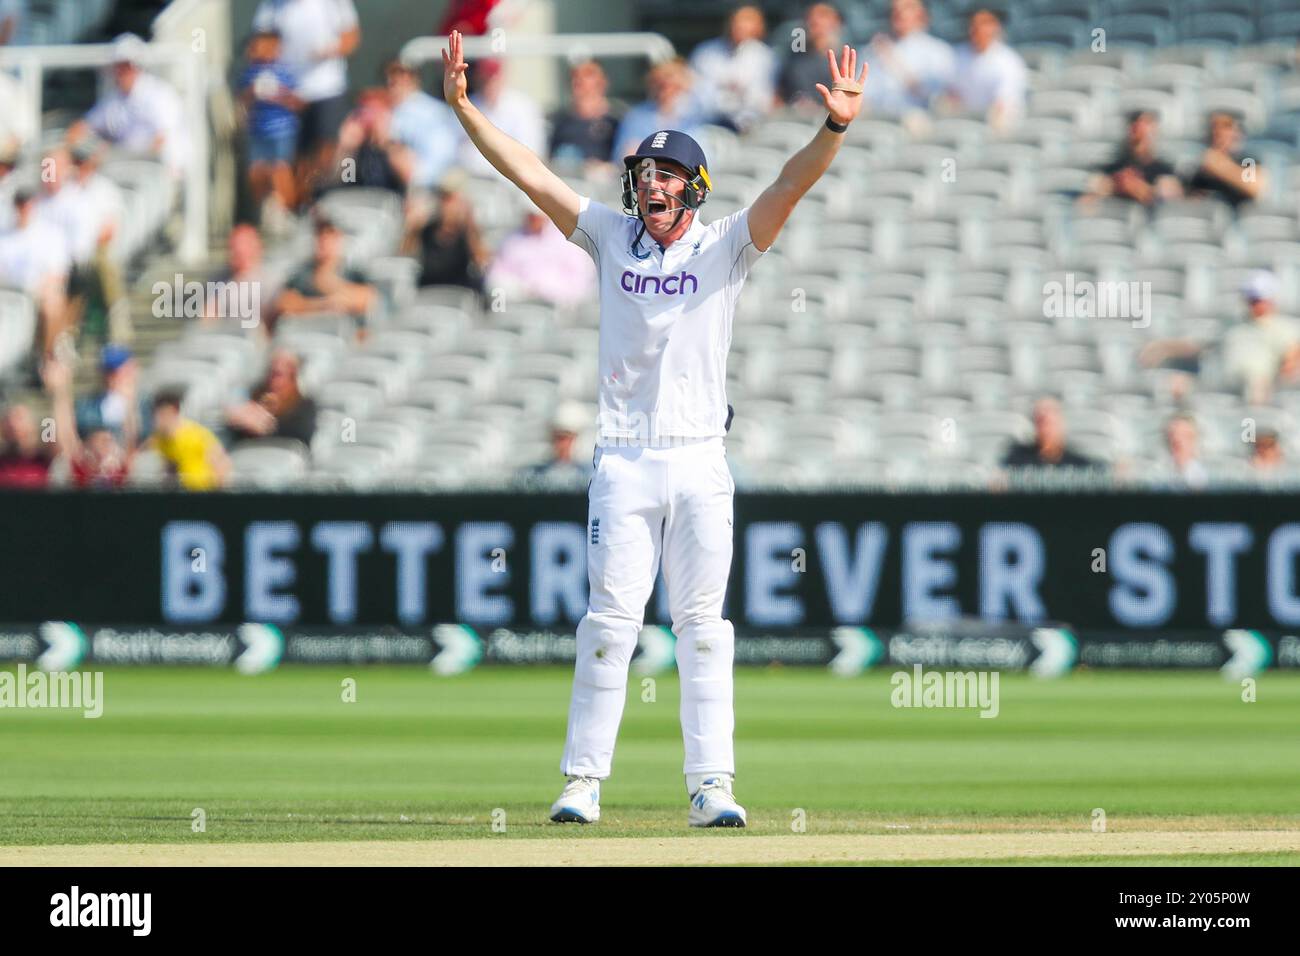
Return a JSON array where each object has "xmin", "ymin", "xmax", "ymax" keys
[
  {"xmin": 0, "ymin": 404, "xmax": 53, "ymax": 488},
  {"xmin": 437, "ymin": 0, "xmax": 499, "ymax": 36},
  {"xmin": 42, "ymin": 358, "xmax": 130, "ymax": 489}
]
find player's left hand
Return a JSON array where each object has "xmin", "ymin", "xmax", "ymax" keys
[{"xmin": 815, "ymin": 45, "xmax": 868, "ymax": 127}]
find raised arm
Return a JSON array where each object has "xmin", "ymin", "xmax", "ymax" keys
[
  {"xmin": 442, "ymin": 30, "xmax": 581, "ymax": 236},
  {"xmin": 748, "ymin": 46, "xmax": 867, "ymax": 253}
]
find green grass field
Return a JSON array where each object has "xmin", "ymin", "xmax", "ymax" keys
[{"xmin": 2, "ymin": 666, "xmax": 1299, "ymax": 864}]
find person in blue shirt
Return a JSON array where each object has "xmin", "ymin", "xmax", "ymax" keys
[
  {"xmin": 610, "ymin": 58, "xmax": 708, "ymax": 162},
  {"xmin": 239, "ymin": 29, "xmax": 303, "ymax": 225},
  {"xmin": 384, "ymin": 59, "xmax": 460, "ymax": 192}
]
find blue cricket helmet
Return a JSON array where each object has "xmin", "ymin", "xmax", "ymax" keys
[{"xmin": 620, "ymin": 129, "xmax": 713, "ymax": 216}]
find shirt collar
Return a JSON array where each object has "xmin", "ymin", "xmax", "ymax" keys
[{"xmin": 655, "ymin": 211, "xmax": 706, "ymax": 253}]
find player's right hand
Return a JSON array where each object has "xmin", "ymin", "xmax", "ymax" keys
[{"xmin": 442, "ymin": 30, "xmax": 470, "ymax": 108}]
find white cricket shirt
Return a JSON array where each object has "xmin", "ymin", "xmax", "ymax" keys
[{"xmin": 567, "ymin": 197, "xmax": 764, "ymax": 447}]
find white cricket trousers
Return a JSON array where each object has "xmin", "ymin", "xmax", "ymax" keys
[{"xmin": 561, "ymin": 436, "xmax": 736, "ymax": 780}]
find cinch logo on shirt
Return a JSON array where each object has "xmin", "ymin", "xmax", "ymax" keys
[{"xmin": 620, "ymin": 269, "xmax": 699, "ymax": 296}]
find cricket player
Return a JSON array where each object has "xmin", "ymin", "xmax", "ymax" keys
[{"xmin": 442, "ymin": 30, "xmax": 867, "ymax": 826}]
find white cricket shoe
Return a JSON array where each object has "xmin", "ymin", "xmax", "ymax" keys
[
  {"xmin": 688, "ymin": 776, "xmax": 747, "ymax": 828},
  {"xmin": 550, "ymin": 775, "xmax": 601, "ymax": 824}
]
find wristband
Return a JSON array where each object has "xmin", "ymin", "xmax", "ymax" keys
[{"xmin": 825, "ymin": 115, "xmax": 849, "ymax": 134}]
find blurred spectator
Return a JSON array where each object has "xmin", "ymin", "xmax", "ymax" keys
[
  {"xmin": 613, "ymin": 58, "xmax": 708, "ymax": 160},
  {"xmin": 66, "ymin": 138, "xmax": 129, "ymax": 342},
  {"xmin": 868, "ymin": 0, "xmax": 955, "ymax": 117},
  {"xmin": 1223, "ymin": 271, "xmax": 1300, "ymax": 402},
  {"xmin": 0, "ymin": 0, "xmax": 21, "ymax": 46},
  {"xmin": 486, "ymin": 208, "xmax": 596, "ymax": 307},
  {"xmin": 0, "ymin": 144, "xmax": 16, "ymax": 232},
  {"xmin": 1001, "ymin": 398, "xmax": 1097, "ymax": 469},
  {"xmin": 38, "ymin": 145, "xmax": 128, "ymax": 345},
  {"xmin": 1163, "ymin": 414, "xmax": 1208, "ymax": 490},
  {"xmin": 0, "ymin": 64, "xmax": 36, "ymax": 156},
  {"xmin": 521, "ymin": 401, "xmax": 592, "ymax": 484},
  {"xmin": 689, "ymin": 4, "xmax": 776, "ymax": 133},
  {"xmin": 947, "ymin": 9, "xmax": 1026, "ymax": 131},
  {"xmin": 438, "ymin": 0, "xmax": 500, "ymax": 35},
  {"xmin": 42, "ymin": 358, "xmax": 129, "ymax": 489},
  {"xmin": 0, "ymin": 403, "xmax": 52, "ymax": 488},
  {"xmin": 147, "ymin": 390, "xmax": 229, "ymax": 491},
  {"xmin": 385, "ymin": 58, "xmax": 460, "ymax": 192},
  {"xmin": 1142, "ymin": 271, "xmax": 1300, "ymax": 403},
  {"xmin": 1186, "ymin": 112, "xmax": 1265, "ymax": 208},
  {"xmin": 0, "ymin": 187, "xmax": 71, "ymax": 359},
  {"xmin": 225, "ymin": 349, "xmax": 318, "ymax": 446},
  {"xmin": 252, "ymin": 0, "xmax": 361, "ymax": 204},
  {"xmin": 205, "ymin": 224, "xmax": 267, "ymax": 330},
  {"xmin": 75, "ymin": 344, "xmax": 148, "ymax": 449},
  {"xmin": 1087, "ymin": 110, "xmax": 1182, "ymax": 206},
  {"xmin": 406, "ymin": 171, "xmax": 489, "ymax": 292},
  {"xmin": 549, "ymin": 60, "xmax": 622, "ymax": 171},
  {"xmin": 779, "ymin": 3, "xmax": 850, "ymax": 109},
  {"xmin": 239, "ymin": 28, "xmax": 303, "ymax": 231},
  {"xmin": 1250, "ymin": 428, "xmax": 1284, "ymax": 474},
  {"xmin": 273, "ymin": 214, "xmax": 377, "ymax": 325},
  {"xmin": 460, "ymin": 59, "xmax": 546, "ymax": 179},
  {"xmin": 328, "ymin": 90, "xmax": 408, "ymax": 196},
  {"xmin": 71, "ymin": 34, "xmax": 190, "ymax": 178}
]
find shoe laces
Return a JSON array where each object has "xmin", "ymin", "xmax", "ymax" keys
[
  {"xmin": 564, "ymin": 775, "xmax": 599, "ymax": 796},
  {"xmin": 696, "ymin": 776, "xmax": 732, "ymax": 797}
]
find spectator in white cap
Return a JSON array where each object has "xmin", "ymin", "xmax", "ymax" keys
[
  {"xmin": 521, "ymin": 401, "xmax": 593, "ymax": 485},
  {"xmin": 1223, "ymin": 270, "xmax": 1300, "ymax": 403},
  {"xmin": 1140, "ymin": 270, "xmax": 1300, "ymax": 404},
  {"xmin": 70, "ymin": 33, "xmax": 190, "ymax": 178}
]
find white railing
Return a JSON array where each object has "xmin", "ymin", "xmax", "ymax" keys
[
  {"xmin": 0, "ymin": 40, "xmax": 210, "ymax": 264},
  {"xmin": 398, "ymin": 31, "xmax": 678, "ymax": 69},
  {"xmin": 153, "ymin": 0, "xmax": 235, "ymax": 244}
]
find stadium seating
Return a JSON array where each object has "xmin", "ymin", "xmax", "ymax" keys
[
  {"xmin": 213, "ymin": 33, "xmax": 1289, "ymax": 489},
  {"xmin": 13, "ymin": 0, "xmax": 114, "ymax": 46},
  {"xmin": 12, "ymin": 1, "xmax": 1293, "ymax": 491}
]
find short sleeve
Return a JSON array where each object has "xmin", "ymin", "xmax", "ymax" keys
[
  {"xmin": 566, "ymin": 196, "xmax": 626, "ymax": 265},
  {"xmin": 995, "ymin": 53, "xmax": 1027, "ymax": 110},
  {"xmin": 83, "ymin": 98, "xmax": 108, "ymax": 136},
  {"xmin": 334, "ymin": 0, "xmax": 359, "ymax": 31},
  {"xmin": 719, "ymin": 206, "xmax": 765, "ymax": 276}
]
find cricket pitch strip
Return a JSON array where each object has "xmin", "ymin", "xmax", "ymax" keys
[{"xmin": 4, "ymin": 829, "xmax": 1299, "ymax": 866}]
